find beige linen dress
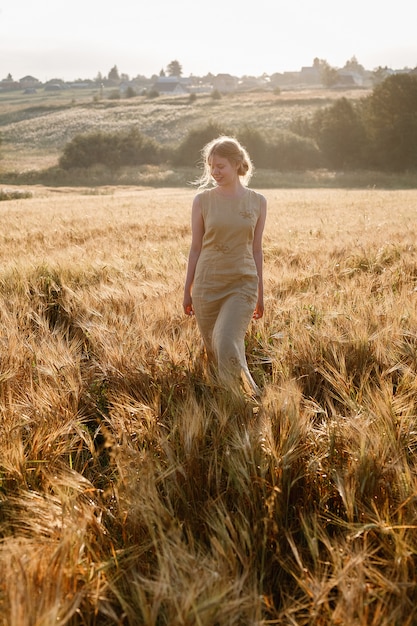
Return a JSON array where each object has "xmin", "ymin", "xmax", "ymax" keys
[{"xmin": 192, "ymin": 187, "xmax": 262, "ymax": 394}]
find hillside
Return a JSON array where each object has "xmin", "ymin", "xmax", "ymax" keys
[{"xmin": 0, "ymin": 87, "xmax": 369, "ymax": 173}]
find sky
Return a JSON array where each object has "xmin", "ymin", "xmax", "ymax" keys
[{"xmin": 1, "ymin": 0, "xmax": 416, "ymax": 82}]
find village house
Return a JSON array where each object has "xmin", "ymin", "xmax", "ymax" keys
[
  {"xmin": 152, "ymin": 76, "xmax": 189, "ymax": 95},
  {"xmin": 0, "ymin": 76, "xmax": 19, "ymax": 91},
  {"xmin": 336, "ymin": 70, "xmax": 365, "ymax": 87},
  {"xmin": 299, "ymin": 65, "xmax": 322, "ymax": 85},
  {"xmin": 19, "ymin": 75, "xmax": 41, "ymax": 89},
  {"xmin": 211, "ymin": 74, "xmax": 239, "ymax": 93}
]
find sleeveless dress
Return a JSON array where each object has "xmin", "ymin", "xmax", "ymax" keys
[{"xmin": 192, "ymin": 187, "xmax": 262, "ymax": 395}]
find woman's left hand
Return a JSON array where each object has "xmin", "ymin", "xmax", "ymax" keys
[{"xmin": 253, "ymin": 301, "xmax": 264, "ymax": 319}]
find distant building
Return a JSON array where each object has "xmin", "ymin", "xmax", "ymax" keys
[
  {"xmin": 187, "ymin": 82, "xmax": 213, "ymax": 94},
  {"xmin": 152, "ymin": 76, "xmax": 189, "ymax": 95},
  {"xmin": 337, "ymin": 71, "xmax": 365, "ymax": 87},
  {"xmin": 237, "ymin": 75, "xmax": 270, "ymax": 91},
  {"xmin": 19, "ymin": 75, "xmax": 41, "ymax": 88},
  {"xmin": 299, "ymin": 66, "xmax": 321, "ymax": 85},
  {"xmin": 212, "ymin": 73, "xmax": 239, "ymax": 93},
  {"xmin": 278, "ymin": 71, "xmax": 301, "ymax": 87},
  {"xmin": 0, "ymin": 77, "xmax": 19, "ymax": 91}
]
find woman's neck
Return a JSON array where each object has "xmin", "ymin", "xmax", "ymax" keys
[{"xmin": 214, "ymin": 181, "xmax": 246, "ymax": 198}]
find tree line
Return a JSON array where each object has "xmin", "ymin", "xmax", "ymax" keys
[
  {"xmin": 58, "ymin": 74, "xmax": 417, "ymax": 173},
  {"xmin": 295, "ymin": 73, "xmax": 417, "ymax": 170}
]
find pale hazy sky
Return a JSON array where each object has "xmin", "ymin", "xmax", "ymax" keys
[{"xmin": 1, "ymin": 0, "xmax": 416, "ymax": 81}]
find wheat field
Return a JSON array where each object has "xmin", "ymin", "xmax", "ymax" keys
[{"xmin": 1, "ymin": 185, "xmax": 417, "ymax": 625}]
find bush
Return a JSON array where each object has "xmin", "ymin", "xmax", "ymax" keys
[
  {"xmin": 172, "ymin": 121, "xmax": 231, "ymax": 167},
  {"xmin": 238, "ymin": 127, "xmax": 320, "ymax": 170},
  {"xmin": 145, "ymin": 89, "xmax": 160, "ymax": 99},
  {"xmin": 125, "ymin": 87, "xmax": 137, "ymax": 98},
  {"xmin": 266, "ymin": 131, "xmax": 321, "ymax": 170},
  {"xmin": 237, "ymin": 126, "xmax": 269, "ymax": 168},
  {"xmin": 59, "ymin": 128, "xmax": 163, "ymax": 170},
  {"xmin": 0, "ymin": 188, "xmax": 32, "ymax": 201},
  {"xmin": 310, "ymin": 98, "xmax": 367, "ymax": 169},
  {"xmin": 172, "ymin": 122, "xmax": 321, "ymax": 171}
]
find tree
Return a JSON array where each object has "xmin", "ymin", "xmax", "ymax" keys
[
  {"xmin": 108, "ymin": 65, "xmax": 120, "ymax": 83},
  {"xmin": 312, "ymin": 58, "xmax": 339, "ymax": 87},
  {"xmin": 371, "ymin": 66, "xmax": 391, "ymax": 86},
  {"xmin": 362, "ymin": 73, "xmax": 417, "ymax": 170},
  {"xmin": 167, "ymin": 60, "xmax": 182, "ymax": 77},
  {"xmin": 321, "ymin": 63, "xmax": 339, "ymax": 87},
  {"xmin": 311, "ymin": 98, "xmax": 366, "ymax": 168},
  {"xmin": 343, "ymin": 56, "xmax": 365, "ymax": 75}
]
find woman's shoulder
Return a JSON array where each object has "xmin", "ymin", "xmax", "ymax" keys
[
  {"xmin": 192, "ymin": 189, "xmax": 213, "ymax": 216},
  {"xmin": 247, "ymin": 188, "xmax": 267, "ymax": 206},
  {"xmin": 193, "ymin": 188, "xmax": 214, "ymax": 207},
  {"xmin": 193, "ymin": 188, "xmax": 213, "ymax": 198}
]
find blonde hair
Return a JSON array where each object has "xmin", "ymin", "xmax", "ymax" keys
[{"xmin": 196, "ymin": 135, "xmax": 254, "ymax": 188}]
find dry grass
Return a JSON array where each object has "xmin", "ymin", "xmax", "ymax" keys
[{"xmin": 1, "ymin": 186, "xmax": 417, "ymax": 624}]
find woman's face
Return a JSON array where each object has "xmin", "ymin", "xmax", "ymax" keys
[{"xmin": 209, "ymin": 154, "xmax": 238, "ymax": 187}]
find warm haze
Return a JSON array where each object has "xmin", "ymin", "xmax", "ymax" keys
[{"xmin": 0, "ymin": 0, "xmax": 416, "ymax": 81}]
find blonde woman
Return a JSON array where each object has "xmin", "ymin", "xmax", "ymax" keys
[{"xmin": 183, "ymin": 135, "xmax": 267, "ymax": 396}]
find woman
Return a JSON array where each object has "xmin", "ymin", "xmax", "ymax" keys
[{"xmin": 183, "ymin": 135, "xmax": 267, "ymax": 396}]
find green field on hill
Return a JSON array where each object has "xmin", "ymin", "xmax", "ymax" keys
[
  {"xmin": 0, "ymin": 87, "xmax": 367, "ymax": 172},
  {"xmin": 1, "ymin": 85, "xmax": 416, "ymax": 190}
]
